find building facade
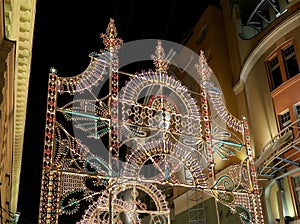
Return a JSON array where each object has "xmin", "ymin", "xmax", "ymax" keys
[
  {"xmin": 171, "ymin": 0, "xmax": 300, "ymax": 223},
  {"xmin": 0, "ymin": 1, "xmax": 15, "ymax": 222},
  {"xmin": 1, "ymin": 0, "xmax": 36, "ymax": 222}
]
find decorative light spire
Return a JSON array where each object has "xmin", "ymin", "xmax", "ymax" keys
[
  {"xmin": 196, "ymin": 50, "xmax": 212, "ymax": 81},
  {"xmin": 100, "ymin": 18, "xmax": 123, "ymax": 51},
  {"xmin": 151, "ymin": 40, "xmax": 169, "ymax": 73},
  {"xmin": 49, "ymin": 67, "xmax": 57, "ymax": 74}
]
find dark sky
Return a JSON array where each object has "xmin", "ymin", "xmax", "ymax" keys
[{"xmin": 17, "ymin": 0, "xmax": 219, "ymax": 223}]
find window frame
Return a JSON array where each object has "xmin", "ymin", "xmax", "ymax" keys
[
  {"xmin": 267, "ymin": 53, "xmax": 283, "ymax": 90},
  {"xmin": 265, "ymin": 39, "xmax": 300, "ymax": 91},
  {"xmin": 278, "ymin": 109, "xmax": 291, "ymax": 130},
  {"xmin": 294, "ymin": 102, "xmax": 300, "ymax": 120},
  {"xmin": 282, "ymin": 43, "xmax": 299, "ymax": 80}
]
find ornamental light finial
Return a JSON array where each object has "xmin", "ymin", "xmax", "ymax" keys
[
  {"xmin": 100, "ymin": 18, "xmax": 123, "ymax": 51},
  {"xmin": 49, "ymin": 67, "xmax": 57, "ymax": 74},
  {"xmin": 151, "ymin": 40, "xmax": 169, "ymax": 73},
  {"xmin": 196, "ymin": 50, "xmax": 212, "ymax": 81}
]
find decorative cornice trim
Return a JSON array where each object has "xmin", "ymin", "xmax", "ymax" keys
[
  {"xmin": 233, "ymin": 79, "xmax": 244, "ymax": 95},
  {"xmin": 4, "ymin": 0, "xmax": 37, "ymax": 213}
]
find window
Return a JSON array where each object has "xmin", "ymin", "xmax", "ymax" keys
[
  {"xmin": 278, "ymin": 109, "xmax": 291, "ymax": 129},
  {"xmin": 282, "ymin": 44, "xmax": 299, "ymax": 79},
  {"xmin": 294, "ymin": 103, "xmax": 300, "ymax": 128},
  {"xmin": 295, "ymin": 103, "xmax": 300, "ymax": 119},
  {"xmin": 268, "ymin": 55, "xmax": 283, "ymax": 89},
  {"xmin": 266, "ymin": 40, "xmax": 300, "ymax": 91},
  {"xmin": 196, "ymin": 25, "xmax": 208, "ymax": 45}
]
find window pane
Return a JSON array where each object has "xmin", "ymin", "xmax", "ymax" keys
[
  {"xmin": 269, "ymin": 55, "xmax": 279, "ymax": 68},
  {"xmin": 270, "ymin": 66, "xmax": 283, "ymax": 89},
  {"xmin": 282, "ymin": 45, "xmax": 300, "ymax": 79},
  {"xmin": 294, "ymin": 104, "xmax": 300, "ymax": 127},
  {"xmin": 268, "ymin": 56, "xmax": 283, "ymax": 90},
  {"xmin": 278, "ymin": 110, "xmax": 291, "ymax": 129},
  {"xmin": 295, "ymin": 104, "xmax": 300, "ymax": 119},
  {"xmin": 285, "ymin": 54, "xmax": 299, "ymax": 79}
]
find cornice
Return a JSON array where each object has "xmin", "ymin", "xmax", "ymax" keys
[{"xmin": 4, "ymin": 0, "xmax": 37, "ymax": 213}]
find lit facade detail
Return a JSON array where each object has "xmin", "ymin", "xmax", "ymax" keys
[{"xmin": 3, "ymin": 0, "xmax": 37, "ymax": 213}]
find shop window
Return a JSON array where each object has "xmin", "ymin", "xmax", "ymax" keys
[{"xmin": 266, "ymin": 40, "xmax": 300, "ymax": 91}]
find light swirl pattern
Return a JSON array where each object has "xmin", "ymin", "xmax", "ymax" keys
[
  {"xmin": 122, "ymin": 138, "xmax": 208, "ymax": 188},
  {"xmin": 77, "ymin": 182, "xmax": 169, "ymax": 224}
]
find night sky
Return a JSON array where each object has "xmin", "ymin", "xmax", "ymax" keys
[{"xmin": 17, "ymin": 0, "xmax": 219, "ymax": 223}]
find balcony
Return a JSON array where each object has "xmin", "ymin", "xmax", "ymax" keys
[
  {"xmin": 239, "ymin": 0, "xmax": 288, "ymax": 39},
  {"xmin": 255, "ymin": 118, "xmax": 300, "ymax": 180}
]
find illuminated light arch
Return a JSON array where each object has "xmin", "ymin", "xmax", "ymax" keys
[
  {"xmin": 119, "ymin": 70, "xmax": 200, "ymax": 118},
  {"xmin": 38, "ymin": 19, "xmax": 265, "ymax": 224},
  {"xmin": 122, "ymin": 138, "xmax": 208, "ymax": 188},
  {"xmin": 118, "ymin": 70, "xmax": 203, "ymax": 143}
]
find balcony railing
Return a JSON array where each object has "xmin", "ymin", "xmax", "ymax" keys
[
  {"xmin": 255, "ymin": 118, "xmax": 300, "ymax": 180},
  {"xmin": 239, "ymin": 0, "xmax": 288, "ymax": 39}
]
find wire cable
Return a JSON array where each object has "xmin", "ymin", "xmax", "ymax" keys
[
  {"xmin": 124, "ymin": 0, "xmax": 135, "ymax": 42},
  {"xmin": 164, "ymin": 0, "xmax": 177, "ymax": 39}
]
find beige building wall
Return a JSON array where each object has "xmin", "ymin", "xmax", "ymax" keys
[
  {"xmin": 185, "ymin": 5, "xmax": 238, "ymax": 117},
  {"xmin": 0, "ymin": 0, "xmax": 15, "ymax": 222},
  {"xmin": 242, "ymin": 15, "xmax": 300, "ymax": 156},
  {"xmin": 243, "ymin": 58, "xmax": 278, "ymax": 153},
  {"xmin": 220, "ymin": 0, "xmax": 300, "ymax": 157},
  {"xmin": 3, "ymin": 0, "xmax": 37, "ymax": 214},
  {"xmin": 223, "ymin": 0, "xmax": 300, "ymax": 222},
  {"xmin": 182, "ymin": 0, "xmax": 300, "ymax": 223}
]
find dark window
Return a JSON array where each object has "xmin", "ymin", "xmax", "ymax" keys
[
  {"xmin": 268, "ymin": 56, "xmax": 283, "ymax": 90},
  {"xmin": 266, "ymin": 40, "xmax": 300, "ymax": 91},
  {"xmin": 282, "ymin": 44, "xmax": 299, "ymax": 79},
  {"xmin": 196, "ymin": 25, "xmax": 208, "ymax": 45}
]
